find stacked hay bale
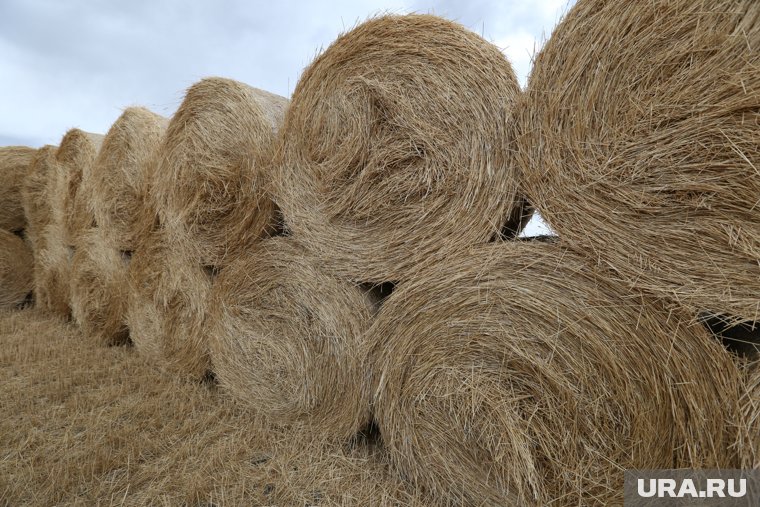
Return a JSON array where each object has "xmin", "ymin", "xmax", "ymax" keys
[
  {"xmin": 0, "ymin": 229, "xmax": 34, "ymax": 308},
  {"xmin": 70, "ymin": 108, "xmax": 167, "ymax": 346},
  {"xmin": 0, "ymin": 146, "xmax": 36, "ymax": 236},
  {"xmin": 514, "ymin": 0, "xmax": 760, "ymax": 321},
  {"xmin": 36, "ymin": 129, "xmax": 102, "ymax": 318},
  {"xmin": 370, "ymin": 241, "xmax": 742, "ymax": 505},
  {"xmin": 208, "ymin": 237, "xmax": 374, "ymax": 439},
  {"xmin": 0, "ymin": 146, "xmax": 35, "ymax": 308},
  {"xmin": 274, "ymin": 14, "xmax": 529, "ymax": 284},
  {"xmin": 21, "ymin": 146, "xmax": 57, "ymax": 257},
  {"xmin": 127, "ymin": 77, "xmax": 287, "ymax": 378}
]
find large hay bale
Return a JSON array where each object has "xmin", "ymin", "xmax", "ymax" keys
[
  {"xmin": 208, "ymin": 237, "xmax": 374, "ymax": 439},
  {"xmin": 70, "ymin": 228, "xmax": 130, "ymax": 346},
  {"xmin": 88, "ymin": 107, "xmax": 167, "ymax": 249},
  {"xmin": 70, "ymin": 108, "xmax": 167, "ymax": 346},
  {"xmin": 0, "ymin": 229, "xmax": 33, "ymax": 308},
  {"xmin": 515, "ymin": 0, "xmax": 760, "ymax": 320},
  {"xmin": 0, "ymin": 146, "xmax": 36, "ymax": 234},
  {"xmin": 151, "ymin": 77, "xmax": 287, "ymax": 267},
  {"xmin": 21, "ymin": 145, "xmax": 57, "ymax": 259},
  {"xmin": 370, "ymin": 241, "xmax": 742, "ymax": 505},
  {"xmin": 275, "ymin": 14, "xmax": 527, "ymax": 284},
  {"xmin": 128, "ymin": 78, "xmax": 286, "ymax": 378},
  {"xmin": 53, "ymin": 129, "xmax": 103, "ymax": 246}
]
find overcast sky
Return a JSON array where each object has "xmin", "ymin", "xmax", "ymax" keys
[{"xmin": 0, "ymin": 0, "xmax": 571, "ymax": 234}]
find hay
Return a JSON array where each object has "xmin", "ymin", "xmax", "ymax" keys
[
  {"xmin": 515, "ymin": 0, "xmax": 760, "ymax": 320},
  {"xmin": 0, "ymin": 145, "xmax": 36, "ymax": 234},
  {"xmin": 151, "ymin": 77, "xmax": 287, "ymax": 267},
  {"xmin": 275, "ymin": 14, "xmax": 526, "ymax": 284},
  {"xmin": 35, "ymin": 224, "xmax": 72, "ymax": 319},
  {"xmin": 0, "ymin": 229, "xmax": 33, "ymax": 309},
  {"xmin": 21, "ymin": 146, "xmax": 57, "ymax": 280},
  {"xmin": 208, "ymin": 237, "xmax": 374, "ymax": 439},
  {"xmin": 129, "ymin": 77, "xmax": 286, "ymax": 378},
  {"xmin": 70, "ymin": 228, "xmax": 130, "ymax": 346},
  {"xmin": 370, "ymin": 241, "xmax": 742, "ymax": 505},
  {"xmin": 88, "ymin": 107, "xmax": 168, "ymax": 249},
  {"xmin": 53, "ymin": 129, "xmax": 103, "ymax": 247},
  {"xmin": 737, "ymin": 363, "xmax": 760, "ymax": 469},
  {"xmin": 69, "ymin": 108, "xmax": 167, "ymax": 347},
  {"xmin": 0, "ymin": 308, "xmax": 426, "ymax": 506}
]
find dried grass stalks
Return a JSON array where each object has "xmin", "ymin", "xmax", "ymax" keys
[
  {"xmin": 53, "ymin": 129, "xmax": 103, "ymax": 246},
  {"xmin": 129, "ymin": 77, "xmax": 287, "ymax": 378},
  {"xmin": 737, "ymin": 363, "xmax": 760, "ymax": 469},
  {"xmin": 35, "ymin": 130, "xmax": 102, "ymax": 319},
  {"xmin": 0, "ymin": 145, "xmax": 36, "ymax": 234},
  {"xmin": 275, "ymin": 14, "xmax": 527, "ymax": 284},
  {"xmin": 70, "ymin": 108, "xmax": 167, "ymax": 346},
  {"xmin": 0, "ymin": 229, "xmax": 33, "ymax": 308},
  {"xmin": 371, "ymin": 241, "xmax": 742, "ymax": 505},
  {"xmin": 151, "ymin": 77, "xmax": 287, "ymax": 267},
  {"xmin": 70, "ymin": 229, "xmax": 130, "ymax": 346},
  {"xmin": 21, "ymin": 146, "xmax": 57, "ymax": 287},
  {"xmin": 209, "ymin": 237, "xmax": 374, "ymax": 439},
  {"xmin": 515, "ymin": 0, "xmax": 760, "ymax": 320},
  {"xmin": 88, "ymin": 107, "xmax": 168, "ymax": 248}
]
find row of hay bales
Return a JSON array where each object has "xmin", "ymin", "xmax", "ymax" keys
[{"xmin": 0, "ymin": 2, "xmax": 758, "ymax": 504}]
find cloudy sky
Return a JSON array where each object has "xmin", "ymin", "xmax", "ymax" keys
[{"xmin": 0, "ymin": 0, "xmax": 572, "ymax": 234}]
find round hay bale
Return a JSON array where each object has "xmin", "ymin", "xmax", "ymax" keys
[
  {"xmin": 275, "ymin": 14, "xmax": 527, "ymax": 284},
  {"xmin": 0, "ymin": 229, "xmax": 33, "ymax": 308},
  {"xmin": 70, "ymin": 228, "xmax": 130, "ymax": 346},
  {"xmin": 737, "ymin": 363, "xmax": 760, "ymax": 469},
  {"xmin": 370, "ymin": 241, "xmax": 742, "ymax": 505},
  {"xmin": 54, "ymin": 129, "xmax": 103, "ymax": 246},
  {"xmin": 151, "ymin": 77, "xmax": 287, "ymax": 267},
  {"xmin": 208, "ymin": 237, "xmax": 374, "ymax": 438},
  {"xmin": 515, "ymin": 0, "xmax": 760, "ymax": 320},
  {"xmin": 21, "ymin": 145, "xmax": 57, "ymax": 257},
  {"xmin": 89, "ymin": 107, "xmax": 168, "ymax": 250},
  {"xmin": 0, "ymin": 146, "xmax": 36, "ymax": 234}
]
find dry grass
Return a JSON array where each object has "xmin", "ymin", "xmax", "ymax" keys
[
  {"xmin": 370, "ymin": 241, "xmax": 742, "ymax": 505},
  {"xmin": 70, "ymin": 108, "xmax": 167, "ymax": 347},
  {"xmin": 21, "ymin": 145, "xmax": 57, "ymax": 297},
  {"xmin": 0, "ymin": 229, "xmax": 33, "ymax": 309},
  {"xmin": 87, "ymin": 107, "xmax": 168, "ymax": 249},
  {"xmin": 0, "ymin": 309, "xmax": 426, "ymax": 506},
  {"xmin": 737, "ymin": 362, "xmax": 760, "ymax": 469},
  {"xmin": 275, "ymin": 14, "xmax": 528, "ymax": 284},
  {"xmin": 515, "ymin": 0, "xmax": 760, "ymax": 320},
  {"xmin": 209, "ymin": 237, "xmax": 374, "ymax": 439},
  {"xmin": 70, "ymin": 228, "xmax": 131, "ymax": 346},
  {"xmin": 128, "ymin": 78, "xmax": 287, "ymax": 379},
  {"xmin": 0, "ymin": 145, "xmax": 36, "ymax": 234}
]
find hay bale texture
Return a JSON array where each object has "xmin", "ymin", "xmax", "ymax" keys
[
  {"xmin": 21, "ymin": 145, "xmax": 57, "ymax": 268},
  {"xmin": 275, "ymin": 14, "xmax": 528, "ymax": 284},
  {"xmin": 370, "ymin": 241, "xmax": 742, "ymax": 505},
  {"xmin": 53, "ymin": 129, "xmax": 103, "ymax": 246},
  {"xmin": 70, "ymin": 108, "xmax": 167, "ymax": 346},
  {"xmin": 738, "ymin": 363, "xmax": 760, "ymax": 469},
  {"xmin": 35, "ymin": 130, "xmax": 102, "ymax": 319},
  {"xmin": 208, "ymin": 237, "xmax": 374, "ymax": 439},
  {"xmin": 515, "ymin": 0, "xmax": 760, "ymax": 320},
  {"xmin": 151, "ymin": 77, "xmax": 287, "ymax": 267},
  {"xmin": 127, "ymin": 78, "xmax": 287, "ymax": 378},
  {"xmin": 0, "ymin": 145, "xmax": 36, "ymax": 234},
  {"xmin": 0, "ymin": 229, "xmax": 33, "ymax": 309}
]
